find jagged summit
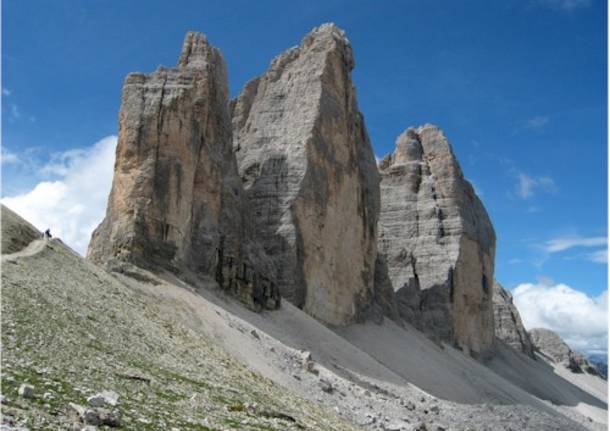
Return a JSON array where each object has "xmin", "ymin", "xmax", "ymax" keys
[
  {"xmin": 231, "ymin": 23, "xmax": 377, "ymax": 325},
  {"xmin": 177, "ymin": 31, "xmax": 217, "ymax": 68},
  {"xmin": 304, "ymin": 23, "xmax": 354, "ymax": 69},
  {"xmin": 380, "ymin": 125, "xmax": 459, "ymax": 170},
  {"xmin": 261, "ymin": 23, "xmax": 354, "ymax": 79}
]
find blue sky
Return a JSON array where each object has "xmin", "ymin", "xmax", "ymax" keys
[{"xmin": 2, "ymin": 0, "xmax": 607, "ymax": 352}]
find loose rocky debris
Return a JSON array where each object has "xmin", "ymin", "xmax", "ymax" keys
[
  {"xmin": 69, "ymin": 402, "xmax": 121, "ymax": 427},
  {"xmin": 86, "ymin": 390, "xmax": 119, "ymax": 407},
  {"xmin": 17, "ymin": 384, "xmax": 34, "ymax": 399},
  {"xmin": 301, "ymin": 350, "xmax": 319, "ymax": 375},
  {"xmin": 319, "ymin": 379, "xmax": 334, "ymax": 393},
  {"xmin": 1, "ymin": 211, "xmax": 359, "ymax": 430}
]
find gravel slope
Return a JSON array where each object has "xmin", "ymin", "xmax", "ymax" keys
[
  {"xmin": 1, "ymin": 237, "xmax": 359, "ymax": 431},
  {"xmin": 1, "ymin": 207, "xmax": 604, "ymax": 431}
]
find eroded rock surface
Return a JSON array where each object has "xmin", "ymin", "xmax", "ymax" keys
[
  {"xmin": 530, "ymin": 328, "xmax": 600, "ymax": 376},
  {"xmin": 232, "ymin": 23, "xmax": 380, "ymax": 325},
  {"xmin": 493, "ymin": 281, "xmax": 535, "ymax": 358},
  {"xmin": 377, "ymin": 125, "xmax": 496, "ymax": 356},
  {"xmin": 88, "ymin": 32, "xmax": 279, "ymax": 310}
]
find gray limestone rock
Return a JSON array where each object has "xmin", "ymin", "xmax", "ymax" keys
[
  {"xmin": 492, "ymin": 281, "xmax": 535, "ymax": 358},
  {"xmin": 376, "ymin": 125, "xmax": 496, "ymax": 357},
  {"xmin": 529, "ymin": 328, "xmax": 600, "ymax": 375},
  {"xmin": 87, "ymin": 391, "xmax": 119, "ymax": 408},
  {"xmin": 87, "ymin": 32, "xmax": 279, "ymax": 311},
  {"xmin": 17, "ymin": 384, "xmax": 34, "ymax": 399},
  {"xmin": 232, "ymin": 23, "xmax": 380, "ymax": 325}
]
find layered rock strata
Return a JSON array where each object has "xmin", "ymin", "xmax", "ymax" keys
[
  {"xmin": 529, "ymin": 328, "xmax": 600, "ymax": 375},
  {"xmin": 377, "ymin": 125, "xmax": 496, "ymax": 356},
  {"xmin": 232, "ymin": 24, "xmax": 380, "ymax": 325},
  {"xmin": 88, "ymin": 32, "xmax": 279, "ymax": 310},
  {"xmin": 492, "ymin": 281, "xmax": 535, "ymax": 358}
]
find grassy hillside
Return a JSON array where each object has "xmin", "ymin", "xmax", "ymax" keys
[{"xmin": 1, "ymin": 231, "xmax": 358, "ymax": 430}]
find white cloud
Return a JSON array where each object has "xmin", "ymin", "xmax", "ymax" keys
[
  {"xmin": 2, "ymin": 88, "xmax": 11, "ymax": 96},
  {"xmin": 587, "ymin": 249, "xmax": 608, "ymax": 264},
  {"xmin": 543, "ymin": 235, "xmax": 607, "ymax": 253},
  {"xmin": 526, "ymin": 115, "xmax": 549, "ymax": 130},
  {"xmin": 2, "ymin": 136, "xmax": 117, "ymax": 256},
  {"xmin": 536, "ymin": 275, "xmax": 555, "ymax": 286},
  {"xmin": 516, "ymin": 173, "xmax": 556, "ymax": 199},
  {"xmin": 535, "ymin": 0, "xmax": 592, "ymax": 11},
  {"xmin": 512, "ymin": 282, "xmax": 607, "ymax": 353},
  {"xmin": 1, "ymin": 147, "xmax": 20, "ymax": 165}
]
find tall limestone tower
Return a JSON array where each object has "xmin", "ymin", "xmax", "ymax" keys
[
  {"xmin": 88, "ymin": 32, "xmax": 279, "ymax": 310},
  {"xmin": 232, "ymin": 24, "xmax": 380, "ymax": 325},
  {"xmin": 376, "ymin": 125, "xmax": 496, "ymax": 357}
]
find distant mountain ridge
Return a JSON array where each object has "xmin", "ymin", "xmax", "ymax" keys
[{"xmin": 588, "ymin": 354, "xmax": 608, "ymax": 379}]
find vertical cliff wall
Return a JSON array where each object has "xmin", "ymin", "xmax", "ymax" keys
[
  {"xmin": 377, "ymin": 125, "xmax": 496, "ymax": 356},
  {"xmin": 232, "ymin": 24, "xmax": 380, "ymax": 325},
  {"xmin": 88, "ymin": 32, "xmax": 279, "ymax": 310}
]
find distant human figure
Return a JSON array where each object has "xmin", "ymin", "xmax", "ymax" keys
[{"xmin": 43, "ymin": 229, "xmax": 52, "ymax": 239}]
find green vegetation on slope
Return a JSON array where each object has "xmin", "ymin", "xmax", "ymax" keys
[{"xmin": 1, "ymin": 237, "xmax": 359, "ymax": 431}]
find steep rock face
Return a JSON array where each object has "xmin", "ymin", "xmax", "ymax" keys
[
  {"xmin": 232, "ymin": 24, "xmax": 380, "ymax": 325},
  {"xmin": 88, "ymin": 32, "xmax": 279, "ymax": 310},
  {"xmin": 493, "ymin": 281, "xmax": 535, "ymax": 358},
  {"xmin": 529, "ymin": 328, "xmax": 600, "ymax": 376},
  {"xmin": 377, "ymin": 125, "xmax": 495, "ymax": 356}
]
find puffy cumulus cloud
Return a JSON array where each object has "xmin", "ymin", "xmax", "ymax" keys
[
  {"xmin": 2, "ymin": 136, "xmax": 117, "ymax": 256},
  {"xmin": 512, "ymin": 282, "xmax": 608, "ymax": 353}
]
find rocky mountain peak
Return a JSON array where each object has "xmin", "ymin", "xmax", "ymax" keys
[
  {"xmin": 232, "ymin": 24, "xmax": 379, "ymax": 325},
  {"xmin": 302, "ymin": 22, "xmax": 354, "ymax": 69},
  {"xmin": 177, "ymin": 31, "xmax": 217, "ymax": 68},
  {"xmin": 376, "ymin": 125, "xmax": 496, "ymax": 357},
  {"xmin": 88, "ymin": 31, "xmax": 279, "ymax": 311},
  {"xmin": 493, "ymin": 281, "xmax": 535, "ymax": 358}
]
